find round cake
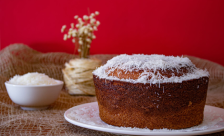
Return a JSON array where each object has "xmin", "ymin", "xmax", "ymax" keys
[{"xmin": 92, "ymin": 54, "xmax": 209, "ymax": 129}]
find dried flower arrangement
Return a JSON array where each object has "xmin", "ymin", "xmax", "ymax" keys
[
  {"xmin": 61, "ymin": 11, "xmax": 100, "ymax": 58},
  {"xmin": 61, "ymin": 11, "xmax": 102, "ymax": 95}
]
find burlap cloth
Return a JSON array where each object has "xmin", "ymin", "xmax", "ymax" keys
[{"xmin": 0, "ymin": 44, "xmax": 223, "ymax": 136}]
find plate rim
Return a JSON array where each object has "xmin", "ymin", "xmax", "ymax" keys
[{"xmin": 64, "ymin": 102, "xmax": 224, "ymax": 136}]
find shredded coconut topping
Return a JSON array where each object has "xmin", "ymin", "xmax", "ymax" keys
[
  {"xmin": 93, "ymin": 54, "xmax": 209, "ymax": 84},
  {"xmin": 7, "ymin": 72, "xmax": 59, "ymax": 85}
]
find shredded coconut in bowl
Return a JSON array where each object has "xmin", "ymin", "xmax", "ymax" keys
[{"xmin": 7, "ymin": 72, "xmax": 59, "ymax": 85}]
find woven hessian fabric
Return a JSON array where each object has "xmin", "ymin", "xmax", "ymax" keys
[{"xmin": 0, "ymin": 44, "xmax": 223, "ymax": 136}]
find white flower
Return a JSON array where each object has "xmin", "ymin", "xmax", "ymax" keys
[
  {"xmin": 86, "ymin": 38, "xmax": 91, "ymax": 43},
  {"xmin": 68, "ymin": 28, "xmax": 73, "ymax": 36},
  {"xmin": 78, "ymin": 18, "xmax": 82, "ymax": 22},
  {"xmin": 92, "ymin": 35, "xmax": 96, "ymax": 39},
  {"xmin": 88, "ymin": 27, "xmax": 93, "ymax": 31},
  {"xmin": 96, "ymin": 21, "xmax": 100, "ymax": 26},
  {"xmin": 83, "ymin": 15, "xmax": 89, "ymax": 20},
  {"xmin": 93, "ymin": 26, "xmax": 97, "ymax": 31},
  {"xmin": 72, "ymin": 33, "xmax": 76, "ymax": 37},
  {"xmin": 78, "ymin": 26, "xmax": 86, "ymax": 35},
  {"xmin": 68, "ymin": 34, "xmax": 71, "ymax": 38},
  {"xmin": 76, "ymin": 24, "xmax": 80, "ymax": 28},
  {"xmin": 90, "ymin": 13, "xmax": 95, "ymax": 17},
  {"xmin": 69, "ymin": 28, "xmax": 73, "ymax": 32},
  {"xmin": 86, "ymin": 24, "xmax": 91, "ymax": 27},
  {"xmin": 71, "ymin": 23, "xmax": 74, "ymax": 28},
  {"xmin": 63, "ymin": 34, "xmax": 68, "ymax": 40},
  {"xmin": 74, "ymin": 15, "xmax": 78, "ymax": 19},
  {"xmin": 72, "ymin": 39, "xmax": 75, "ymax": 43},
  {"xmin": 61, "ymin": 25, "xmax": 66, "ymax": 33},
  {"xmin": 84, "ymin": 29, "xmax": 88, "ymax": 34},
  {"xmin": 72, "ymin": 30, "xmax": 77, "ymax": 37},
  {"xmin": 95, "ymin": 11, "xmax": 99, "ymax": 15},
  {"xmin": 90, "ymin": 13, "xmax": 95, "ymax": 19},
  {"xmin": 79, "ymin": 40, "xmax": 83, "ymax": 45},
  {"xmin": 88, "ymin": 33, "xmax": 92, "ymax": 37},
  {"xmin": 90, "ymin": 18, "xmax": 96, "ymax": 24},
  {"xmin": 79, "ymin": 22, "xmax": 84, "ymax": 27}
]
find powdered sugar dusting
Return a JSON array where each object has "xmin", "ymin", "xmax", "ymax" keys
[
  {"xmin": 67, "ymin": 103, "xmax": 224, "ymax": 132},
  {"xmin": 93, "ymin": 54, "xmax": 209, "ymax": 84}
]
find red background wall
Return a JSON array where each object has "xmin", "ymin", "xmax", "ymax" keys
[{"xmin": 1, "ymin": 0, "xmax": 224, "ymax": 65}]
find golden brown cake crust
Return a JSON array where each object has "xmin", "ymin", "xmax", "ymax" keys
[
  {"xmin": 106, "ymin": 66, "xmax": 192, "ymax": 80},
  {"xmin": 93, "ymin": 75, "xmax": 209, "ymax": 129}
]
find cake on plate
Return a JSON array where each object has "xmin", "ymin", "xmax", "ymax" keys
[{"xmin": 93, "ymin": 54, "xmax": 209, "ymax": 129}]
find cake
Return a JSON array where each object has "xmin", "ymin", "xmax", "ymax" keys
[{"xmin": 92, "ymin": 54, "xmax": 209, "ymax": 129}]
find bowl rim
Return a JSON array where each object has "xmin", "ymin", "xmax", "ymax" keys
[{"xmin": 5, "ymin": 80, "xmax": 64, "ymax": 88}]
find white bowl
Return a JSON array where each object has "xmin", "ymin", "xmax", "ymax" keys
[{"xmin": 5, "ymin": 80, "xmax": 63, "ymax": 110}]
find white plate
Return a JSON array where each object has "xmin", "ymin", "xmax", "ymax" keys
[{"xmin": 64, "ymin": 102, "xmax": 224, "ymax": 136}]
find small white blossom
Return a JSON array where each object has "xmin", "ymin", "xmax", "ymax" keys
[
  {"xmin": 93, "ymin": 26, "xmax": 97, "ymax": 31},
  {"xmin": 84, "ymin": 29, "xmax": 88, "ymax": 34},
  {"xmin": 72, "ymin": 39, "xmax": 75, "ymax": 43},
  {"xmin": 72, "ymin": 30, "xmax": 77, "ymax": 37},
  {"xmin": 76, "ymin": 24, "xmax": 80, "ymax": 28},
  {"xmin": 90, "ymin": 13, "xmax": 95, "ymax": 19},
  {"xmin": 61, "ymin": 25, "xmax": 66, "ymax": 33},
  {"xmin": 63, "ymin": 34, "xmax": 68, "ymax": 40},
  {"xmin": 79, "ymin": 22, "xmax": 84, "ymax": 27},
  {"xmin": 87, "ymin": 24, "xmax": 91, "ymax": 27},
  {"xmin": 78, "ymin": 48, "xmax": 81, "ymax": 52},
  {"xmin": 69, "ymin": 28, "xmax": 73, "ymax": 32},
  {"xmin": 90, "ymin": 18, "xmax": 96, "ymax": 24},
  {"xmin": 68, "ymin": 31, "xmax": 72, "ymax": 35},
  {"xmin": 83, "ymin": 15, "xmax": 89, "ymax": 20},
  {"xmin": 71, "ymin": 23, "xmax": 74, "ymax": 28},
  {"xmin": 88, "ymin": 33, "xmax": 92, "ymax": 37},
  {"xmin": 79, "ymin": 40, "xmax": 83, "ymax": 45},
  {"xmin": 72, "ymin": 33, "xmax": 76, "ymax": 37},
  {"xmin": 73, "ymin": 29, "xmax": 77, "ymax": 33},
  {"xmin": 86, "ymin": 38, "xmax": 91, "ymax": 43},
  {"xmin": 74, "ymin": 15, "xmax": 78, "ymax": 19},
  {"xmin": 92, "ymin": 35, "xmax": 96, "ymax": 39},
  {"xmin": 68, "ymin": 29, "xmax": 73, "ymax": 36},
  {"xmin": 68, "ymin": 34, "xmax": 71, "ymax": 38},
  {"xmin": 89, "ymin": 27, "xmax": 93, "ymax": 31},
  {"xmin": 87, "ymin": 45, "xmax": 90, "ymax": 48},
  {"xmin": 95, "ymin": 11, "xmax": 99, "ymax": 15},
  {"xmin": 96, "ymin": 21, "xmax": 100, "ymax": 26},
  {"xmin": 78, "ymin": 18, "xmax": 82, "ymax": 22},
  {"xmin": 90, "ymin": 13, "xmax": 95, "ymax": 17},
  {"xmin": 78, "ymin": 26, "xmax": 86, "ymax": 35}
]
